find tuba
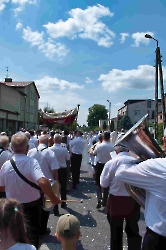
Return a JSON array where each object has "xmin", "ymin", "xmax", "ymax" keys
[{"xmin": 115, "ymin": 114, "xmax": 165, "ymax": 209}]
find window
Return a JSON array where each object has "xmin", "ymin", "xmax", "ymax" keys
[
  {"xmin": 160, "ymin": 115, "xmax": 162, "ymax": 120},
  {"xmin": 26, "ymin": 106, "xmax": 29, "ymax": 113},
  {"xmin": 147, "ymin": 101, "xmax": 151, "ymax": 108},
  {"xmin": 135, "ymin": 110, "xmax": 140, "ymax": 115}
]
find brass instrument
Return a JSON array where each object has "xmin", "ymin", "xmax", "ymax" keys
[{"xmin": 115, "ymin": 114, "xmax": 165, "ymax": 209}]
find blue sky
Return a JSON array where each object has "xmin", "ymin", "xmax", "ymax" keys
[{"xmin": 0, "ymin": 0, "xmax": 166, "ymax": 125}]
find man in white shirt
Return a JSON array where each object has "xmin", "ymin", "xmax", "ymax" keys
[
  {"xmin": 116, "ymin": 156, "xmax": 166, "ymax": 250},
  {"xmin": 0, "ymin": 135, "xmax": 12, "ymax": 198},
  {"xmin": 50, "ymin": 134, "xmax": 70, "ymax": 215},
  {"xmin": 0, "ymin": 132, "xmax": 61, "ymax": 248},
  {"xmin": 29, "ymin": 130, "xmax": 38, "ymax": 147},
  {"xmin": 100, "ymin": 145, "xmax": 142, "ymax": 250},
  {"xmin": 28, "ymin": 135, "xmax": 59, "ymax": 236},
  {"xmin": 69, "ymin": 131, "xmax": 85, "ymax": 189},
  {"xmin": 93, "ymin": 131, "xmax": 114, "ymax": 208}
]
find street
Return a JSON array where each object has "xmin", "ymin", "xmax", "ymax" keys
[{"xmin": 40, "ymin": 140, "xmax": 146, "ymax": 250}]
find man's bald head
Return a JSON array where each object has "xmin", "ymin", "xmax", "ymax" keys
[
  {"xmin": 0, "ymin": 135, "xmax": 9, "ymax": 149},
  {"xmin": 54, "ymin": 134, "xmax": 61, "ymax": 144},
  {"xmin": 11, "ymin": 132, "xmax": 29, "ymax": 154},
  {"xmin": 39, "ymin": 135, "xmax": 48, "ymax": 146}
]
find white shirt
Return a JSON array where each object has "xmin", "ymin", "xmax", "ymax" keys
[
  {"xmin": 0, "ymin": 149, "xmax": 12, "ymax": 169},
  {"xmin": 29, "ymin": 141, "xmax": 36, "ymax": 150},
  {"xmin": 30, "ymin": 136, "xmax": 38, "ymax": 147},
  {"xmin": 0, "ymin": 154, "xmax": 44, "ymax": 203},
  {"xmin": 69, "ymin": 137, "xmax": 85, "ymax": 155},
  {"xmin": 115, "ymin": 158, "xmax": 166, "ymax": 237},
  {"xmin": 110, "ymin": 131, "xmax": 118, "ymax": 145},
  {"xmin": 94, "ymin": 141, "xmax": 114, "ymax": 164},
  {"xmin": 28, "ymin": 144, "xmax": 59, "ymax": 180},
  {"xmin": 50, "ymin": 144, "xmax": 70, "ymax": 168},
  {"xmin": 8, "ymin": 243, "xmax": 36, "ymax": 249},
  {"xmin": 100, "ymin": 152, "xmax": 137, "ymax": 196}
]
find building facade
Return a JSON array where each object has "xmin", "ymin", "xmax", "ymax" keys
[
  {"xmin": 116, "ymin": 99, "xmax": 157, "ymax": 127},
  {"xmin": 0, "ymin": 78, "xmax": 39, "ymax": 135}
]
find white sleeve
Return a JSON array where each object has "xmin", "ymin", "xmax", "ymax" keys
[
  {"xmin": 115, "ymin": 160, "xmax": 158, "ymax": 193},
  {"xmin": 100, "ymin": 162, "xmax": 112, "ymax": 188},
  {"xmin": 30, "ymin": 159, "xmax": 45, "ymax": 182}
]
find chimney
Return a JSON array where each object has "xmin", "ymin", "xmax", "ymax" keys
[{"xmin": 5, "ymin": 78, "xmax": 12, "ymax": 82}]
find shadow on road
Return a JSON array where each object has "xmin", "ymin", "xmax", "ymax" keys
[{"xmin": 65, "ymin": 207, "xmax": 97, "ymax": 228}]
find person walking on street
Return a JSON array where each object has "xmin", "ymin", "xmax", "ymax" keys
[
  {"xmin": 100, "ymin": 145, "xmax": 142, "ymax": 250},
  {"xmin": 93, "ymin": 131, "xmax": 114, "ymax": 208},
  {"xmin": 50, "ymin": 134, "xmax": 70, "ymax": 215},
  {"xmin": 28, "ymin": 135, "xmax": 59, "ymax": 236},
  {"xmin": 69, "ymin": 131, "xmax": 85, "ymax": 190},
  {"xmin": 0, "ymin": 132, "xmax": 61, "ymax": 248}
]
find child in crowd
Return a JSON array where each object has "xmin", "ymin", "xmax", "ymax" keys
[
  {"xmin": 0, "ymin": 198, "xmax": 36, "ymax": 250},
  {"xmin": 55, "ymin": 214, "xmax": 80, "ymax": 250}
]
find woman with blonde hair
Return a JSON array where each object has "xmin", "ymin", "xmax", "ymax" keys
[{"xmin": 0, "ymin": 198, "xmax": 36, "ymax": 249}]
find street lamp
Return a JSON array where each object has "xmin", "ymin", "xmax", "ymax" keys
[
  {"xmin": 107, "ymin": 100, "xmax": 111, "ymax": 130},
  {"xmin": 145, "ymin": 34, "xmax": 166, "ymax": 139}
]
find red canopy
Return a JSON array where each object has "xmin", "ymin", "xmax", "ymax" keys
[{"xmin": 42, "ymin": 108, "xmax": 78, "ymax": 124}]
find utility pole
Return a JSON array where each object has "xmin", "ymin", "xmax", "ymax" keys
[
  {"xmin": 145, "ymin": 34, "xmax": 166, "ymax": 140},
  {"xmin": 107, "ymin": 100, "xmax": 111, "ymax": 130}
]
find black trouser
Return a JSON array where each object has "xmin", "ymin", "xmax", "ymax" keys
[
  {"xmin": 40, "ymin": 209, "xmax": 50, "ymax": 234},
  {"xmin": 107, "ymin": 194, "xmax": 142, "ymax": 250},
  {"xmin": 58, "ymin": 167, "xmax": 67, "ymax": 200},
  {"xmin": 22, "ymin": 198, "xmax": 42, "ymax": 249},
  {"xmin": 71, "ymin": 153, "xmax": 82, "ymax": 188},
  {"xmin": 95, "ymin": 162, "xmax": 109, "ymax": 204},
  {"xmin": 142, "ymin": 227, "xmax": 166, "ymax": 250},
  {"xmin": 0, "ymin": 192, "xmax": 6, "ymax": 198}
]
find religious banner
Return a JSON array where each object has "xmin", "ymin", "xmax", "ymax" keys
[{"xmin": 42, "ymin": 107, "xmax": 78, "ymax": 124}]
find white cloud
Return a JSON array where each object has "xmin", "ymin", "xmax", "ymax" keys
[
  {"xmin": 15, "ymin": 22, "xmax": 23, "ymax": 30},
  {"xmin": 120, "ymin": 32, "xmax": 129, "ymax": 43},
  {"xmin": 43, "ymin": 4, "xmax": 115, "ymax": 48},
  {"xmin": 131, "ymin": 32, "xmax": 154, "ymax": 47},
  {"xmin": 85, "ymin": 77, "xmax": 93, "ymax": 84},
  {"xmin": 115, "ymin": 102, "xmax": 123, "ymax": 106},
  {"xmin": 98, "ymin": 65, "xmax": 166, "ymax": 92},
  {"xmin": 22, "ymin": 26, "xmax": 68, "ymax": 59},
  {"xmin": 0, "ymin": 0, "xmax": 9, "ymax": 12},
  {"xmin": 39, "ymin": 91, "xmax": 86, "ymax": 119},
  {"xmin": 12, "ymin": 0, "xmax": 37, "ymax": 15},
  {"xmin": 35, "ymin": 76, "xmax": 84, "ymax": 91}
]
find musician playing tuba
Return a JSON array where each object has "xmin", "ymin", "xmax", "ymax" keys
[
  {"xmin": 100, "ymin": 144, "xmax": 142, "ymax": 250},
  {"xmin": 116, "ymin": 156, "xmax": 166, "ymax": 250}
]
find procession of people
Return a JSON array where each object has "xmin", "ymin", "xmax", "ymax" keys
[{"xmin": 0, "ymin": 125, "xmax": 166, "ymax": 250}]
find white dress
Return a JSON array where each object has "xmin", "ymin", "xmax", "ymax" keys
[{"xmin": 8, "ymin": 243, "xmax": 36, "ymax": 249}]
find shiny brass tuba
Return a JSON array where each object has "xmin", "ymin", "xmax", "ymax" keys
[{"xmin": 114, "ymin": 114, "xmax": 165, "ymax": 209}]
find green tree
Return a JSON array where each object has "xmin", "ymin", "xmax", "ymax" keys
[
  {"xmin": 119, "ymin": 115, "xmax": 132, "ymax": 130},
  {"xmin": 43, "ymin": 103, "xmax": 55, "ymax": 113},
  {"xmin": 87, "ymin": 104, "xmax": 108, "ymax": 128}
]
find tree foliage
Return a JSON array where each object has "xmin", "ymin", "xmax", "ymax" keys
[
  {"xmin": 43, "ymin": 103, "xmax": 55, "ymax": 113},
  {"xmin": 87, "ymin": 104, "xmax": 108, "ymax": 128},
  {"xmin": 118, "ymin": 115, "xmax": 133, "ymax": 130}
]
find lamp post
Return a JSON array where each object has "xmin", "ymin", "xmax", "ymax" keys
[
  {"xmin": 145, "ymin": 34, "xmax": 166, "ymax": 139},
  {"xmin": 107, "ymin": 100, "xmax": 111, "ymax": 130}
]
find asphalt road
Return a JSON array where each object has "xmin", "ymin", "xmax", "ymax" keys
[{"xmin": 39, "ymin": 140, "xmax": 146, "ymax": 250}]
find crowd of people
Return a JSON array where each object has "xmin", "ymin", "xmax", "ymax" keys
[
  {"xmin": 0, "ymin": 128, "xmax": 84, "ymax": 249},
  {"xmin": 0, "ymin": 127, "xmax": 166, "ymax": 250},
  {"xmin": 88, "ymin": 129, "xmax": 166, "ymax": 250}
]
